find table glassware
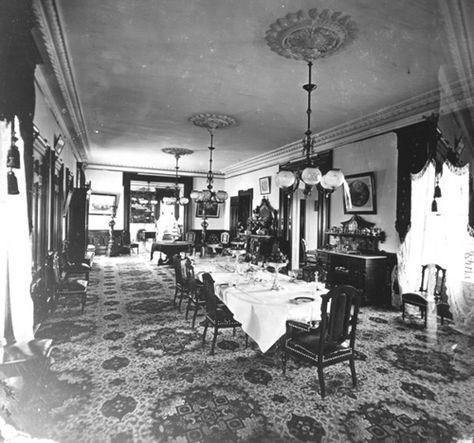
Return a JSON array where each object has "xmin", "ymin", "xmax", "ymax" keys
[{"xmin": 267, "ymin": 262, "xmax": 287, "ymax": 290}]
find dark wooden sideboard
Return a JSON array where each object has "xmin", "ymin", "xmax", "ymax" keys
[{"xmin": 316, "ymin": 249, "xmax": 392, "ymax": 305}]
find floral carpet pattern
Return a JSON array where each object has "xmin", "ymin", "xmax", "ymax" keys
[{"xmin": 4, "ymin": 254, "xmax": 474, "ymax": 442}]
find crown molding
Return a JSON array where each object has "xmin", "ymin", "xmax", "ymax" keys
[
  {"xmin": 34, "ymin": 71, "xmax": 84, "ymax": 162},
  {"xmin": 32, "ymin": 0, "xmax": 89, "ymax": 161},
  {"xmin": 439, "ymin": 0, "xmax": 474, "ymax": 111},
  {"xmin": 223, "ymin": 77, "xmax": 472, "ymax": 178},
  {"xmin": 86, "ymin": 163, "xmax": 220, "ymax": 179}
]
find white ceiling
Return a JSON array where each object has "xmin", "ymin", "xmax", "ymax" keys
[{"xmin": 56, "ymin": 0, "xmax": 449, "ymax": 173}]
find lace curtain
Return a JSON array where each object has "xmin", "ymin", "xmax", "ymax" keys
[
  {"xmin": 0, "ymin": 118, "xmax": 35, "ymax": 345},
  {"xmin": 397, "ymin": 159, "xmax": 474, "ymax": 335}
]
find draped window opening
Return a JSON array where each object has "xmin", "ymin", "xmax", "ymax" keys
[
  {"xmin": 396, "ymin": 157, "xmax": 474, "ymax": 335},
  {"xmin": 0, "ymin": 118, "xmax": 35, "ymax": 346}
]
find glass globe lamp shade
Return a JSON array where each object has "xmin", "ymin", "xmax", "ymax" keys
[
  {"xmin": 321, "ymin": 169, "xmax": 344, "ymax": 190},
  {"xmin": 201, "ymin": 190, "xmax": 212, "ymax": 202},
  {"xmin": 276, "ymin": 170, "xmax": 297, "ymax": 188},
  {"xmin": 179, "ymin": 196, "xmax": 189, "ymax": 205},
  {"xmin": 301, "ymin": 166, "xmax": 322, "ymax": 186},
  {"xmin": 190, "ymin": 190, "xmax": 201, "ymax": 201},
  {"xmin": 216, "ymin": 190, "xmax": 228, "ymax": 202}
]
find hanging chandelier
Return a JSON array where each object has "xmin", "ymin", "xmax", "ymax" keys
[
  {"xmin": 189, "ymin": 113, "xmax": 236, "ymax": 208},
  {"xmin": 161, "ymin": 147, "xmax": 193, "ymax": 206},
  {"xmin": 266, "ymin": 7, "xmax": 357, "ymax": 197}
]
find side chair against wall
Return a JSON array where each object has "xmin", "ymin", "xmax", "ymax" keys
[
  {"xmin": 205, "ymin": 233, "xmax": 221, "ymax": 256},
  {"xmin": 219, "ymin": 231, "xmax": 231, "ymax": 254},
  {"xmin": 300, "ymin": 238, "xmax": 317, "ymax": 267},
  {"xmin": 60, "ymin": 240, "xmax": 91, "ymax": 282},
  {"xmin": 201, "ymin": 273, "xmax": 248, "ymax": 355},
  {"xmin": 183, "ymin": 258, "xmax": 206, "ymax": 328},
  {"xmin": 401, "ymin": 264, "xmax": 448, "ymax": 327},
  {"xmin": 282, "ymin": 285, "xmax": 362, "ymax": 399},
  {"xmin": 120, "ymin": 230, "xmax": 139, "ymax": 255},
  {"xmin": 45, "ymin": 251, "xmax": 88, "ymax": 313}
]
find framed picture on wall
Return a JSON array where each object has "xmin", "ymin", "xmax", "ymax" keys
[
  {"xmin": 195, "ymin": 201, "xmax": 220, "ymax": 218},
  {"xmin": 343, "ymin": 172, "xmax": 376, "ymax": 214},
  {"xmin": 259, "ymin": 176, "xmax": 271, "ymax": 195},
  {"xmin": 89, "ymin": 193, "xmax": 117, "ymax": 216}
]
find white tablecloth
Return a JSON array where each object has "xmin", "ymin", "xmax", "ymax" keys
[{"xmin": 194, "ymin": 259, "xmax": 326, "ymax": 352}]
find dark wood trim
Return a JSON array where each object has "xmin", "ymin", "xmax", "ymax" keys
[{"xmin": 122, "ymin": 172, "xmax": 193, "ymax": 233}]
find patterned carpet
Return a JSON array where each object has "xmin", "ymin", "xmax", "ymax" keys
[{"xmin": 3, "ymin": 254, "xmax": 474, "ymax": 442}]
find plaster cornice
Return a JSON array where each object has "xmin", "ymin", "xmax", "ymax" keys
[
  {"xmin": 439, "ymin": 0, "xmax": 474, "ymax": 111},
  {"xmin": 34, "ymin": 71, "xmax": 83, "ymax": 162},
  {"xmin": 32, "ymin": 0, "xmax": 89, "ymax": 161},
  {"xmin": 223, "ymin": 77, "xmax": 472, "ymax": 178}
]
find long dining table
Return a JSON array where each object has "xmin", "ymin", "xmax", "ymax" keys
[{"xmin": 193, "ymin": 257, "xmax": 327, "ymax": 353}]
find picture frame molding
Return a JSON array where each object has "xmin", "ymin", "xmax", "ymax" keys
[
  {"xmin": 343, "ymin": 172, "xmax": 376, "ymax": 214},
  {"xmin": 259, "ymin": 176, "xmax": 271, "ymax": 195},
  {"xmin": 89, "ymin": 193, "xmax": 118, "ymax": 216},
  {"xmin": 195, "ymin": 201, "xmax": 220, "ymax": 218}
]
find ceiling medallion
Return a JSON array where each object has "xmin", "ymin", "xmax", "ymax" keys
[
  {"xmin": 161, "ymin": 147, "xmax": 194, "ymax": 157},
  {"xmin": 265, "ymin": 8, "xmax": 357, "ymax": 61},
  {"xmin": 189, "ymin": 113, "xmax": 237, "ymax": 131}
]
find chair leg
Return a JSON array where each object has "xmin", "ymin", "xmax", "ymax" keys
[
  {"xmin": 178, "ymin": 288, "xmax": 184, "ymax": 311},
  {"xmin": 202, "ymin": 320, "xmax": 208, "ymax": 346},
  {"xmin": 191, "ymin": 304, "xmax": 200, "ymax": 329},
  {"xmin": 232, "ymin": 327, "xmax": 236, "ymax": 336},
  {"xmin": 185, "ymin": 297, "xmax": 191, "ymax": 320},
  {"xmin": 318, "ymin": 366, "xmax": 325, "ymax": 399},
  {"xmin": 349, "ymin": 358, "xmax": 357, "ymax": 388},
  {"xmin": 402, "ymin": 302, "xmax": 405, "ymax": 320},
  {"xmin": 173, "ymin": 286, "xmax": 179, "ymax": 306},
  {"xmin": 424, "ymin": 308, "xmax": 427, "ymax": 328},
  {"xmin": 210, "ymin": 326, "xmax": 218, "ymax": 355}
]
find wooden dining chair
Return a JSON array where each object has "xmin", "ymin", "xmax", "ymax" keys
[
  {"xmin": 201, "ymin": 272, "xmax": 247, "ymax": 354},
  {"xmin": 282, "ymin": 285, "xmax": 362, "ymax": 398},
  {"xmin": 401, "ymin": 264, "xmax": 447, "ymax": 327},
  {"xmin": 46, "ymin": 251, "xmax": 88, "ymax": 313},
  {"xmin": 171, "ymin": 254, "xmax": 186, "ymax": 310},
  {"xmin": 183, "ymin": 258, "xmax": 206, "ymax": 328}
]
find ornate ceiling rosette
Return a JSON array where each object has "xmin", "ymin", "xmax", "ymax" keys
[
  {"xmin": 161, "ymin": 147, "xmax": 194, "ymax": 158},
  {"xmin": 265, "ymin": 8, "xmax": 357, "ymax": 62},
  {"xmin": 189, "ymin": 113, "xmax": 237, "ymax": 133}
]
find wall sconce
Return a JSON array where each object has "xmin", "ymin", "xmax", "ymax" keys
[{"xmin": 54, "ymin": 134, "xmax": 65, "ymax": 155}]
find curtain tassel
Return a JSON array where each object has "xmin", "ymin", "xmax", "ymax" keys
[
  {"xmin": 7, "ymin": 138, "xmax": 20, "ymax": 169},
  {"xmin": 7, "ymin": 170, "xmax": 19, "ymax": 194},
  {"xmin": 431, "ymin": 198, "xmax": 438, "ymax": 212}
]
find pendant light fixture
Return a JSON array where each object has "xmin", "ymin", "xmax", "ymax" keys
[
  {"xmin": 162, "ymin": 147, "xmax": 193, "ymax": 206},
  {"xmin": 189, "ymin": 113, "xmax": 236, "ymax": 208},
  {"xmin": 189, "ymin": 113, "xmax": 236, "ymax": 242},
  {"xmin": 266, "ymin": 7, "xmax": 357, "ymax": 198}
]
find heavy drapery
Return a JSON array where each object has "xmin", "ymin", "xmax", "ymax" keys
[
  {"xmin": 0, "ymin": 119, "xmax": 35, "ymax": 345},
  {"xmin": 396, "ymin": 156, "xmax": 473, "ymax": 335}
]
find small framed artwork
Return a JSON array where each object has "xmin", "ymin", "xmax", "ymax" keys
[
  {"xmin": 343, "ymin": 172, "xmax": 376, "ymax": 214},
  {"xmin": 89, "ymin": 193, "xmax": 117, "ymax": 216},
  {"xmin": 195, "ymin": 201, "xmax": 220, "ymax": 218},
  {"xmin": 259, "ymin": 176, "xmax": 271, "ymax": 195}
]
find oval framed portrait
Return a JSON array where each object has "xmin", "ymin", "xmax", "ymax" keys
[{"xmin": 343, "ymin": 172, "xmax": 376, "ymax": 214}]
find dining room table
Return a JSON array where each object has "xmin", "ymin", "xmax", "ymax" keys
[
  {"xmin": 150, "ymin": 240, "xmax": 194, "ymax": 264},
  {"xmin": 192, "ymin": 256, "xmax": 327, "ymax": 353}
]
